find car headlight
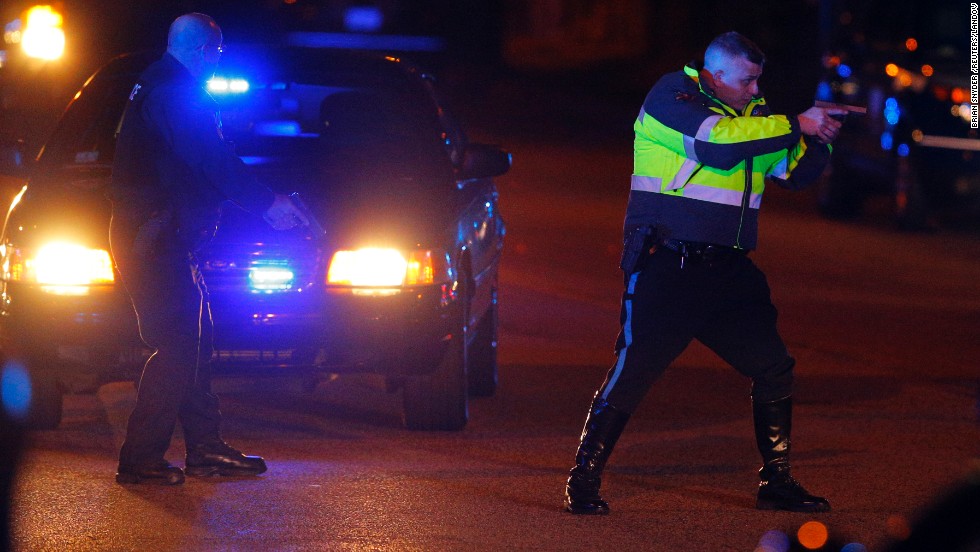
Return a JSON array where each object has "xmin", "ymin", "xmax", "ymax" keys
[
  {"xmin": 4, "ymin": 241, "xmax": 114, "ymax": 295},
  {"xmin": 18, "ymin": 5, "xmax": 66, "ymax": 61},
  {"xmin": 326, "ymin": 247, "xmax": 450, "ymax": 294}
]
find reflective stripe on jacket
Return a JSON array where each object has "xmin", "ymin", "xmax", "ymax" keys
[{"xmin": 625, "ymin": 64, "xmax": 831, "ymax": 250}]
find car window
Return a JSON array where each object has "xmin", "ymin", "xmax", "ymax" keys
[
  {"xmin": 37, "ymin": 73, "xmax": 134, "ymax": 174},
  {"xmin": 217, "ymin": 77, "xmax": 443, "ymax": 165},
  {"xmin": 36, "ymin": 49, "xmax": 455, "ymax": 195}
]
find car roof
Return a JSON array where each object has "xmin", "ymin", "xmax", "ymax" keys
[{"xmin": 96, "ymin": 46, "xmax": 428, "ymax": 86}]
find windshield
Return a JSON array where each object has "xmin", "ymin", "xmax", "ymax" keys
[{"xmin": 37, "ymin": 48, "xmax": 454, "ymax": 194}]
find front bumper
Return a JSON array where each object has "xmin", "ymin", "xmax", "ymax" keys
[{"xmin": 0, "ymin": 280, "xmax": 459, "ymax": 383}]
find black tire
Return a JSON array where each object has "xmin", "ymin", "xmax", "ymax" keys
[
  {"xmin": 25, "ymin": 371, "xmax": 63, "ymax": 430},
  {"xmin": 402, "ymin": 305, "xmax": 469, "ymax": 431},
  {"xmin": 467, "ymin": 288, "xmax": 498, "ymax": 397}
]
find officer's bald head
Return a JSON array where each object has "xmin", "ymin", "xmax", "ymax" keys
[
  {"xmin": 702, "ymin": 32, "xmax": 765, "ymax": 111},
  {"xmin": 703, "ymin": 31, "xmax": 765, "ymax": 72},
  {"xmin": 166, "ymin": 13, "xmax": 223, "ymax": 80}
]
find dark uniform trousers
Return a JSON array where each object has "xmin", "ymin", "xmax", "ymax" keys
[
  {"xmin": 598, "ymin": 246, "xmax": 795, "ymax": 414},
  {"xmin": 110, "ymin": 213, "xmax": 222, "ymax": 466}
]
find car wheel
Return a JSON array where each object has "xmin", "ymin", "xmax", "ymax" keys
[
  {"xmin": 467, "ymin": 286, "xmax": 498, "ymax": 397},
  {"xmin": 402, "ymin": 304, "xmax": 469, "ymax": 431},
  {"xmin": 26, "ymin": 375, "xmax": 63, "ymax": 429},
  {"xmin": 25, "ymin": 369, "xmax": 64, "ymax": 430}
]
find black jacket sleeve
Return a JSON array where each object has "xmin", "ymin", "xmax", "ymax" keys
[
  {"xmin": 641, "ymin": 71, "xmax": 803, "ymax": 171},
  {"xmin": 147, "ymin": 82, "xmax": 275, "ymax": 214}
]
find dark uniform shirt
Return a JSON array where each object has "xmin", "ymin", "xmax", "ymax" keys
[{"xmin": 109, "ymin": 53, "xmax": 274, "ymax": 252}]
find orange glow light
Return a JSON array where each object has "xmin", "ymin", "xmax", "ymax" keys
[
  {"xmin": 933, "ymin": 86, "xmax": 949, "ymax": 101},
  {"xmin": 920, "ymin": 65, "xmax": 934, "ymax": 77},
  {"xmin": 905, "ymin": 38, "xmax": 918, "ymax": 51},
  {"xmin": 797, "ymin": 521, "xmax": 829, "ymax": 550},
  {"xmin": 952, "ymin": 87, "xmax": 967, "ymax": 104},
  {"xmin": 887, "ymin": 515, "xmax": 911, "ymax": 540},
  {"xmin": 885, "ymin": 63, "xmax": 900, "ymax": 77}
]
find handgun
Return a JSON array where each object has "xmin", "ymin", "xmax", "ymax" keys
[
  {"xmin": 619, "ymin": 225, "xmax": 652, "ymax": 274},
  {"xmin": 815, "ymin": 100, "xmax": 867, "ymax": 121},
  {"xmin": 288, "ymin": 192, "xmax": 326, "ymax": 238}
]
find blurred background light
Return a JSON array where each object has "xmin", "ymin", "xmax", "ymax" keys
[
  {"xmin": 20, "ymin": 5, "xmax": 65, "ymax": 61},
  {"xmin": 797, "ymin": 520, "xmax": 829, "ymax": 550},
  {"xmin": 881, "ymin": 131, "xmax": 894, "ymax": 151},
  {"xmin": 1, "ymin": 361, "xmax": 32, "ymax": 420},
  {"xmin": 344, "ymin": 6, "xmax": 384, "ymax": 33},
  {"xmin": 887, "ymin": 514, "xmax": 912, "ymax": 540},
  {"xmin": 755, "ymin": 529, "xmax": 790, "ymax": 552},
  {"xmin": 816, "ymin": 81, "xmax": 833, "ymax": 101},
  {"xmin": 884, "ymin": 97, "xmax": 901, "ymax": 126}
]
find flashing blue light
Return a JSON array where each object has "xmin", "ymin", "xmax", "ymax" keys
[
  {"xmin": 841, "ymin": 544, "xmax": 868, "ymax": 552},
  {"xmin": 240, "ymin": 156, "xmax": 275, "ymax": 165},
  {"xmin": 881, "ymin": 131, "xmax": 894, "ymax": 151},
  {"xmin": 249, "ymin": 262, "xmax": 295, "ymax": 292},
  {"xmin": 207, "ymin": 77, "xmax": 250, "ymax": 94},
  {"xmin": 254, "ymin": 120, "xmax": 302, "ymax": 137},
  {"xmin": 837, "ymin": 64, "xmax": 852, "ymax": 79},
  {"xmin": 345, "ymin": 7, "xmax": 384, "ymax": 33},
  {"xmin": 1, "ymin": 361, "xmax": 32, "ymax": 420},
  {"xmin": 757, "ymin": 530, "xmax": 790, "ymax": 552},
  {"xmin": 884, "ymin": 97, "xmax": 901, "ymax": 126},
  {"xmin": 815, "ymin": 81, "xmax": 833, "ymax": 102},
  {"xmin": 897, "ymin": 143, "xmax": 910, "ymax": 157}
]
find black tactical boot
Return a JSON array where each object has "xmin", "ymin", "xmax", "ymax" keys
[
  {"xmin": 185, "ymin": 440, "xmax": 267, "ymax": 477},
  {"xmin": 564, "ymin": 393, "xmax": 631, "ymax": 515},
  {"xmin": 753, "ymin": 396, "xmax": 830, "ymax": 512},
  {"xmin": 116, "ymin": 460, "xmax": 185, "ymax": 485}
]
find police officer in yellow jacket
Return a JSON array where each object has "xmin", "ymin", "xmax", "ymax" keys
[{"xmin": 564, "ymin": 31, "xmax": 845, "ymax": 514}]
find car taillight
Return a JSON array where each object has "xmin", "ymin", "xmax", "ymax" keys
[
  {"xmin": 326, "ymin": 247, "xmax": 450, "ymax": 294},
  {"xmin": 3, "ymin": 241, "xmax": 114, "ymax": 295}
]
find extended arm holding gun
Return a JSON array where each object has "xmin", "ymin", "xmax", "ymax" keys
[{"xmin": 814, "ymin": 100, "xmax": 867, "ymax": 121}]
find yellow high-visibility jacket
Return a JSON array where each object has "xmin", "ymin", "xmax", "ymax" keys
[{"xmin": 625, "ymin": 64, "xmax": 831, "ymax": 250}]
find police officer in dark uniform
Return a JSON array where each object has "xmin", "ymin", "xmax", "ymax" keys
[
  {"xmin": 563, "ymin": 32, "xmax": 846, "ymax": 514},
  {"xmin": 109, "ymin": 13, "xmax": 310, "ymax": 485}
]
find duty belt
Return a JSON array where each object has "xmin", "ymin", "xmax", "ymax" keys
[{"xmin": 658, "ymin": 238, "xmax": 746, "ymax": 268}]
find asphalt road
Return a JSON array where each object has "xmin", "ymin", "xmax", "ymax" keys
[{"xmin": 8, "ymin": 83, "xmax": 980, "ymax": 551}]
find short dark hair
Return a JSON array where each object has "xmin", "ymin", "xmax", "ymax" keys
[{"xmin": 704, "ymin": 31, "xmax": 766, "ymax": 68}]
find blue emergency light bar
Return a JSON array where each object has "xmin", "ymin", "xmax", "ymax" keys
[
  {"xmin": 248, "ymin": 262, "xmax": 295, "ymax": 292},
  {"xmin": 207, "ymin": 77, "xmax": 250, "ymax": 94}
]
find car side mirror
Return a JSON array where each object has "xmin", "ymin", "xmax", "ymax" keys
[{"xmin": 457, "ymin": 143, "xmax": 511, "ymax": 180}]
